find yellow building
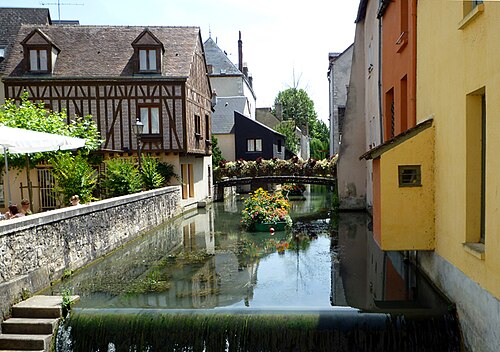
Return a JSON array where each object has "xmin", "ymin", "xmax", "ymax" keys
[{"xmin": 362, "ymin": 1, "xmax": 500, "ymax": 351}]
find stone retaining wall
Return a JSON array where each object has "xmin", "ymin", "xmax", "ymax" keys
[{"xmin": 0, "ymin": 186, "xmax": 181, "ymax": 318}]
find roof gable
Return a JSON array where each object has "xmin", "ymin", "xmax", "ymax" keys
[
  {"xmin": 21, "ymin": 28, "xmax": 60, "ymax": 51},
  {"xmin": 132, "ymin": 28, "xmax": 165, "ymax": 52},
  {"xmin": 212, "ymin": 96, "xmax": 249, "ymax": 134},
  {"xmin": 203, "ymin": 37, "xmax": 241, "ymax": 76}
]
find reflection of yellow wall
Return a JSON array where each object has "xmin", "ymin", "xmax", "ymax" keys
[
  {"xmin": 213, "ymin": 134, "xmax": 235, "ymax": 161},
  {"xmin": 379, "ymin": 127, "xmax": 435, "ymax": 250},
  {"xmin": 417, "ymin": 1, "xmax": 500, "ymax": 298}
]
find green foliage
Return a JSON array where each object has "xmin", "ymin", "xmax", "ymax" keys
[
  {"xmin": 310, "ymin": 138, "xmax": 329, "ymax": 160},
  {"xmin": 241, "ymin": 188, "xmax": 292, "ymax": 230},
  {"xmin": 273, "ymin": 88, "xmax": 331, "ymax": 158},
  {"xmin": 20, "ymin": 288, "xmax": 32, "ymax": 301},
  {"xmin": 0, "ymin": 93, "xmax": 103, "ymax": 169},
  {"xmin": 157, "ymin": 161, "xmax": 179, "ymax": 185},
  {"xmin": 273, "ymin": 88, "xmax": 317, "ymax": 131},
  {"xmin": 101, "ymin": 158, "xmax": 142, "ymax": 197},
  {"xmin": 309, "ymin": 119, "xmax": 330, "ymax": 159},
  {"xmin": 214, "ymin": 156, "xmax": 338, "ymax": 181},
  {"xmin": 211, "ymin": 135, "xmax": 225, "ymax": 166},
  {"xmin": 61, "ymin": 287, "xmax": 73, "ymax": 313},
  {"xmin": 274, "ymin": 121, "xmax": 299, "ymax": 155},
  {"xmin": 141, "ymin": 157, "xmax": 165, "ymax": 190},
  {"xmin": 50, "ymin": 153, "xmax": 98, "ymax": 205}
]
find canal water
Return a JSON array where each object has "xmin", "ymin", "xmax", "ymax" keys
[{"xmin": 48, "ymin": 187, "xmax": 461, "ymax": 351}]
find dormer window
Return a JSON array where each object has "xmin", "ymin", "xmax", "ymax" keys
[
  {"xmin": 0, "ymin": 45, "xmax": 6, "ymax": 63},
  {"xmin": 139, "ymin": 48, "xmax": 159, "ymax": 72},
  {"xmin": 21, "ymin": 29, "xmax": 60, "ymax": 74},
  {"xmin": 132, "ymin": 28, "xmax": 164, "ymax": 74},
  {"xmin": 29, "ymin": 49, "xmax": 48, "ymax": 72}
]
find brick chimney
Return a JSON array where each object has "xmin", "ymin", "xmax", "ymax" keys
[{"xmin": 238, "ymin": 31, "xmax": 243, "ymax": 73}]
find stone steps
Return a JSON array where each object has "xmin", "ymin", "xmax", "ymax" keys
[
  {"xmin": 0, "ymin": 334, "xmax": 51, "ymax": 351},
  {"xmin": 2, "ymin": 318, "xmax": 59, "ymax": 335},
  {"xmin": 0, "ymin": 295, "xmax": 79, "ymax": 352}
]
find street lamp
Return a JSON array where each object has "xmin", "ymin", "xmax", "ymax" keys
[{"xmin": 133, "ymin": 117, "xmax": 144, "ymax": 171}]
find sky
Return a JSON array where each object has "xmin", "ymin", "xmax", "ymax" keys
[{"xmin": 2, "ymin": 0, "xmax": 358, "ymax": 124}]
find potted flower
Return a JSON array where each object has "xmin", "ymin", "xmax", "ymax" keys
[{"xmin": 241, "ymin": 188, "xmax": 292, "ymax": 232}]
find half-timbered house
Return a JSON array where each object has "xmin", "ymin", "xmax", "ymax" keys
[{"xmin": 1, "ymin": 25, "xmax": 213, "ymax": 211}]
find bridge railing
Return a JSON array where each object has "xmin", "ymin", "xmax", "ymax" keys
[{"xmin": 214, "ymin": 156, "xmax": 338, "ymax": 183}]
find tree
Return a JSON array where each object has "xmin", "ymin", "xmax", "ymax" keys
[
  {"xmin": 309, "ymin": 119, "xmax": 330, "ymax": 159},
  {"xmin": 0, "ymin": 93, "xmax": 102, "ymax": 169},
  {"xmin": 273, "ymin": 88, "xmax": 317, "ymax": 131},
  {"xmin": 274, "ymin": 121, "xmax": 299, "ymax": 155},
  {"xmin": 211, "ymin": 136, "xmax": 225, "ymax": 166}
]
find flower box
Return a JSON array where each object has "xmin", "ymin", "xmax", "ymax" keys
[{"xmin": 254, "ymin": 222, "xmax": 287, "ymax": 232}]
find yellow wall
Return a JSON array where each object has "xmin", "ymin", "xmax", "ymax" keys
[
  {"xmin": 379, "ymin": 127, "xmax": 435, "ymax": 250},
  {"xmin": 417, "ymin": 1, "xmax": 500, "ymax": 298}
]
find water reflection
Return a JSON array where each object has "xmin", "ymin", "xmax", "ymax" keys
[
  {"xmin": 44, "ymin": 188, "xmax": 449, "ymax": 315},
  {"xmin": 335, "ymin": 212, "xmax": 449, "ymax": 315}
]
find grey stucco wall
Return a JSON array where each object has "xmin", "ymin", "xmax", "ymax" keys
[
  {"xmin": 418, "ymin": 251, "xmax": 500, "ymax": 352},
  {"xmin": 0, "ymin": 186, "xmax": 181, "ymax": 318}
]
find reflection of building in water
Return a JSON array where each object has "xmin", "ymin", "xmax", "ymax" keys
[
  {"xmin": 183, "ymin": 209, "xmax": 215, "ymax": 254},
  {"xmin": 336, "ymin": 213, "xmax": 448, "ymax": 313},
  {"xmin": 223, "ymin": 194, "xmax": 239, "ymax": 213},
  {"xmin": 191, "ymin": 259, "xmax": 218, "ymax": 308}
]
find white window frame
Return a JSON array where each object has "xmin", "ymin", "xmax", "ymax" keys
[
  {"xmin": 139, "ymin": 49, "xmax": 158, "ymax": 72},
  {"xmin": 139, "ymin": 105, "xmax": 160, "ymax": 134},
  {"xmin": 29, "ymin": 49, "xmax": 48, "ymax": 72},
  {"xmin": 247, "ymin": 138, "xmax": 262, "ymax": 152}
]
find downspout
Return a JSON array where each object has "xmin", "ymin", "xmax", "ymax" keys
[{"xmin": 378, "ymin": 0, "xmax": 384, "ymax": 144}]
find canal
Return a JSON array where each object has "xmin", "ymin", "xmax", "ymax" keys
[{"xmin": 47, "ymin": 186, "xmax": 461, "ymax": 351}]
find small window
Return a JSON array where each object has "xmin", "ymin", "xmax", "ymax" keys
[
  {"xmin": 277, "ymin": 139, "xmax": 282, "ymax": 153},
  {"xmin": 398, "ymin": 165, "xmax": 421, "ymax": 187},
  {"xmin": 139, "ymin": 49, "xmax": 158, "ymax": 72},
  {"xmin": 463, "ymin": 0, "xmax": 484, "ymax": 16},
  {"xmin": 29, "ymin": 49, "xmax": 48, "ymax": 72},
  {"xmin": 139, "ymin": 105, "xmax": 160, "ymax": 134},
  {"xmin": 247, "ymin": 138, "xmax": 262, "ymax": 152},
  {"xmin": 205, "ymin": 114, "xmax": 210, "ymax": 139},
  {"xmin": 195, "ymin": 114, "xmax": 201, "ymax": 136},
  {"xmin": 0, "ymin": 45, "xmax": 5, "ymax": 62}
]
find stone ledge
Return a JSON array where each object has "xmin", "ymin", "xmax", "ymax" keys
[
  {"xmin": 463, "ymin": 242, "xmax": 485, "ymax": 260},
  {"xmin": 0, "ymin": 186, "xmax": 181, "ymax": 236}
]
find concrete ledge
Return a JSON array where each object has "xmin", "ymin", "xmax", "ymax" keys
[{"xmin": 463, "ymin": 242, "xmax": 485, "ymax": 260}]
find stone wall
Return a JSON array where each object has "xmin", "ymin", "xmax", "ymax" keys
[
  {"xmin": 0, "ymin": 186, "xmax": 181, "ymax": 318},
  {"xmin": 418, "ymin": 251, "xmax": 500, "ymax": 352}
]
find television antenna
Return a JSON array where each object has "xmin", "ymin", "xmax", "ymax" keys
[{"xmin": 40, "ymin": 0, "xmax": 84, "ymax": 22}]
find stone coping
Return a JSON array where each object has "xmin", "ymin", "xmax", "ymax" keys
[{"xmin": 0, "ymin": 185, "xmax": 181, "ymax": 236}]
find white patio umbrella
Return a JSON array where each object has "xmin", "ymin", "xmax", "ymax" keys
[{"xmin": 0, "ymin": 125, "xmax": 86, "ymax": 206}]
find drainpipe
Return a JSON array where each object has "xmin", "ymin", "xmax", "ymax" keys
[{"xmin": 378, "ymin": 0, "xmax": 384, "ymax": 144}]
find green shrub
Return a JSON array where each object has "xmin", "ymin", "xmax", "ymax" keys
[
  {"xmin": 50, "ymin": 153, "xmax": 98, "ymax": 205},
  {"xmin": 141, "ymin": 157, "xmax": 165, "ymax": 190},
  {"xmin": 101, "ymin": 158, "xmax": 142, "ymax": 197},
  {"xmin": 157, "ymin": 161, "xmax": 179, "ymax": 185}
]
